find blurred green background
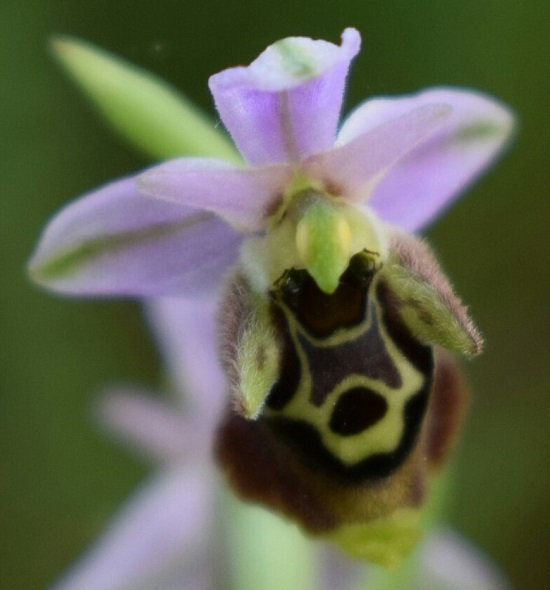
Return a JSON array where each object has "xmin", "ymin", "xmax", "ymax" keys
[{"xmin": 2, "ymin": 1, "xmax": 549, "ymax": 588}]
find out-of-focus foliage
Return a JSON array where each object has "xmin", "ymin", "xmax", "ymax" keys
[{"xmin": 1, "ymin": 1, "xmax": 549, "ymax": 589}]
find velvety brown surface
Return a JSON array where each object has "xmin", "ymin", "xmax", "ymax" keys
[{"xmin": 425, "ymin": 350, "xmax": 468, "ymax": 469}]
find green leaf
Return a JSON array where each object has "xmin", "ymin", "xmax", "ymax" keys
[{"xmin": 51, "ymin": 36, "xmax": 241, "ymax": 162}]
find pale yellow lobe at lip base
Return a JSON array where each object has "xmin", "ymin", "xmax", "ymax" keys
[{"xmin": 321, "ymin": 508, "xmax": 422, "ymax": 570}]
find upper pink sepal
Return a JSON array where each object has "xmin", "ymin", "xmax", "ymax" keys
[{"xmin": 208, "ymin": 28, "xmax": 361, "ymax": 166}]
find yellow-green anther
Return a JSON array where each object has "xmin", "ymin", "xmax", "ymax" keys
[{"xmin": 295, "ymin": 198, "xmax": 352, "ymax": 294}]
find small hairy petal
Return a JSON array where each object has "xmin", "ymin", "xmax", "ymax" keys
[
  {"xmin": 98, "ymin": 389, "xmax": 200, "ymax": 463},
  {"xmin": 50, "ymin": 468, "xmax": 215, "ymax": 590},
  {"xmin": 146, "ymin": 298, "xmax": 226, "ymax": 423},
  {"xmin": 304, "ymin": 103, "xmax": 452, "ymax": 201},
  {"xmin": 338, "ymin": 88, "xmax": 515, "ymax": 230},
  {"xmin": 137, "ymin": 158, "xmax": 292, "ymax": 230},
  {"xmin": 28, "ymin": 177, "xmax": 242, "ymax": 297},
  {"xmin": 208, "ymin": 28, "xmax": 360, "ymax": 166},
  {"xmin": 384, "ymin": 228, "xmax": 483, "ymax": 356}
]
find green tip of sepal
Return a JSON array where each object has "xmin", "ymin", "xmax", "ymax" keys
[
  {"xmin": 272, "ymin": 38, "xmax": 319, "ymax": 80},
  {"xmin": 50, "ymin": 36, "xmax": 240, "ymax": 162},
  {"xmin": 321, "ymin": 508, "xmax": 422, "ymax": 569},
  {"xmin": 295, "ymin": 196, "xmax": 351, "ymax": 294}
]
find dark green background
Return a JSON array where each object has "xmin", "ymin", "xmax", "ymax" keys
[{"xmin": 2, "ymin": 1, "xmax": 549, "ymax": 588}]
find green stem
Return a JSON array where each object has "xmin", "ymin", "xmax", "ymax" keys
[
  {"xmin": 222, "ymin": 487, "xmax": 318, "ymax": 590},
  {"xmin": 353, "ymin": 468, "xmax": 454, "ymax": 590}
]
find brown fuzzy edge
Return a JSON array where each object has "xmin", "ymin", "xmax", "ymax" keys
[{"xmin": 388, "ymin": 226, "xmax": 483, "ymax": 355}]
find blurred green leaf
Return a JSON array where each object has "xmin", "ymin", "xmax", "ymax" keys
[{"xmin": 51, "ymin": 36, "xmax": 241, "ymax": 162}]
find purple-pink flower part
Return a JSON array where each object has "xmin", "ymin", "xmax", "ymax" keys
[
  {"xmin": 28, "ymin": 28, "xmax": 514, "ymax": 299},
  {"xmin": 31, "ymin": 28, "xmax": 517, "ymax": 581}
]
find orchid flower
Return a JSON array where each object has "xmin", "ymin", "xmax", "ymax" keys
[
  {"xmin": 49, "ymin": 298, "xmax": 510, "ymax": 590},
  {"xmin": 30, "ymin": 28, "xmax": 514, "ymax": 573}
]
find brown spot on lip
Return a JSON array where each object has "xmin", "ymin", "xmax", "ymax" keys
[{"xmin": 329, "ymin": 387, "xmax": 388, "ymax": 436}]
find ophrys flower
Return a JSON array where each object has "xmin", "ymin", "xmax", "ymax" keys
[{"xmin": 29, "ymin": 28, "xmax": 514, "ymax": 568}]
